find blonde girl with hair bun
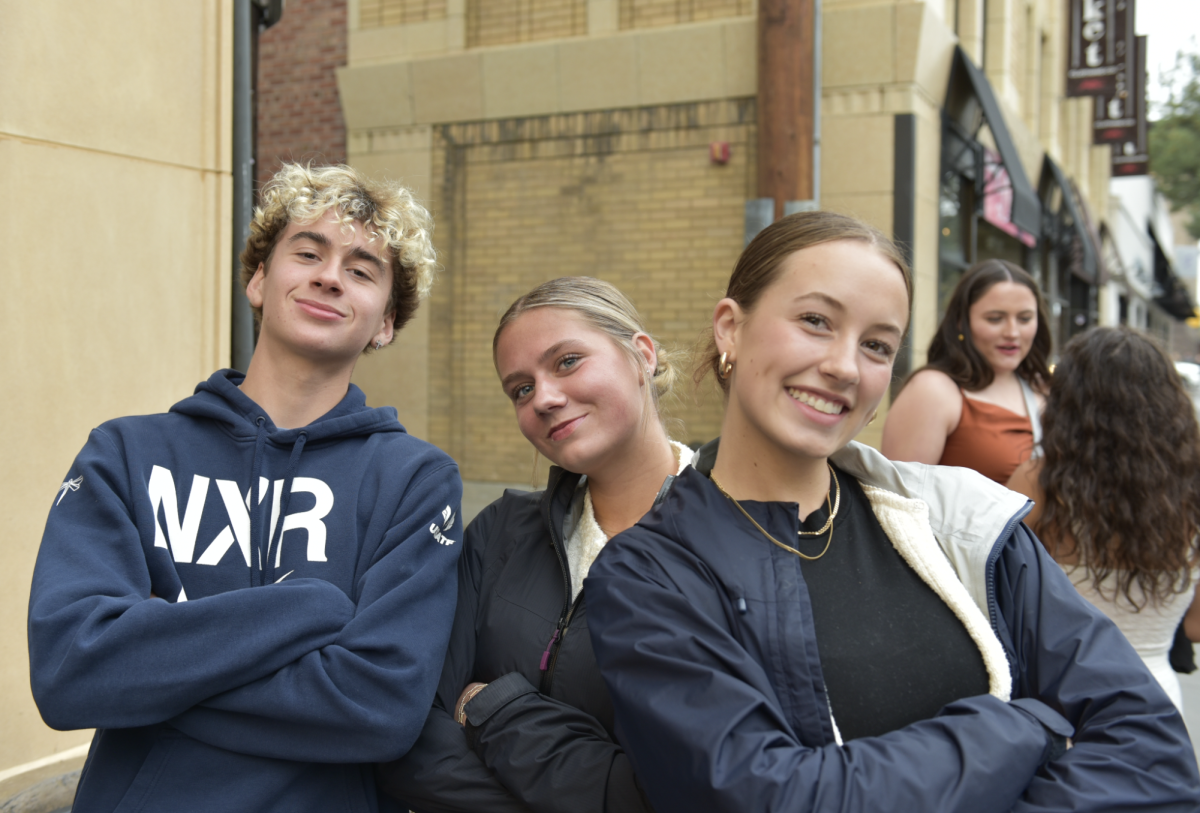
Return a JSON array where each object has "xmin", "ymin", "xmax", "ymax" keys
[{"xmin": 379, "ymin": 276, "xmax": 687, "ymax": 813}]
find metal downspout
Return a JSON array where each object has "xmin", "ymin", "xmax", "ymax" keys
[
  {"xmin": 231, "ymin": 0, "xmax": 256, "ymax": 373},
  {"xmin": 812, "ymin": 0, "xmax": 821, "ymax": 208}
]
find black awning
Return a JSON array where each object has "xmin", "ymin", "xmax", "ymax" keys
[
  {"xmin": 1150, "ymin": 228, "xmax": 1196, "ymax": 320},
  {"xmin": 1041, "ymin": 157, "xmax": 1100, "ymax": 283},
  {"xmin": 947, "ymin": 48, "xmax": 1041, "ymax": 235}
]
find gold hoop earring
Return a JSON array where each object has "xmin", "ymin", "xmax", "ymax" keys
[
  {"xmin": 718, "ymin": 351, "xmax": 734, "ymax": 379},
  {"xmin": 867, "ymin": 411, "xmax": 877, "ymax": 426}
]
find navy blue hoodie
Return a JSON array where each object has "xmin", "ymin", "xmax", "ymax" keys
[{"xmin": 28, "ymin": 370, "xmax": 463, "ymax": 813}]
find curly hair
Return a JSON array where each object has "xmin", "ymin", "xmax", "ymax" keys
[
  {"xmin": 493, "ymin": 277, "xmax": 684, "ymax": 427},
  {"xmin": 240, "ymin": 163, "xmax": 437, "ymax": 343},
  {"xmin": 1037, "ymin": 326, "xmax": 1200, "ymax": 606},
  {"xmin": 924, "ymin": 259, "xmax": 1052, "ymax": 391},
  {"xmin": 695, "ymin": 210, "xmax": 912, "ymax": 393}
]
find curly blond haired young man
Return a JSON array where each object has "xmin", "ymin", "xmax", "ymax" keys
[{"xmin": 29, "ymin": 164, "xmax": 462, "ymax": 813}]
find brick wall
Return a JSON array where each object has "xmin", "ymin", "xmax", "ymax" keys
[
  {"xmin": 359, "ymin": 0, "xmax": 447, "ymax": 29},
  {"xmin": 466, "ymin": 0, "xmax": 587, "ymax": 47},
  {"xmin": 256, "ymin": 0, "xmax": 348, "ymax": 192},
  {"xmin": 619, "ymin": 0, "xmax": 752, "ymax": 30},
  {"xmin": 427, "ymin": 100, "xmax": 756, "ymax": 483}
]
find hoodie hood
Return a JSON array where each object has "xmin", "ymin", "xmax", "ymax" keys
[{"xmin": 172, "ymin": 369, "xmax": 405, "ymax": 444}]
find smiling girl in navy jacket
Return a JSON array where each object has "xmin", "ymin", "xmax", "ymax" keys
[{"xmin": 586, "ymin": 211, "xmax": 1200, "ymax": 812}]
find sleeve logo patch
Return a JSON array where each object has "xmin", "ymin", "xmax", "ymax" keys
[
  {"xmin": 429, "ymin": 505, "xmax": 456, "ymax": 545},
  {"xmin": 57, "ymin": 476, "xmax": 84, "ymax": 506}
]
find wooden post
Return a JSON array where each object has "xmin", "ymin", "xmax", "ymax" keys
[{"xmin": 757, "ymin": 0, "xmax": 815, "ymax": 220}]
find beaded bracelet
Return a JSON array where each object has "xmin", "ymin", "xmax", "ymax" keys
[{"xmin": 455, "ymin": 683, "xmax": 487, "ymax": 725}]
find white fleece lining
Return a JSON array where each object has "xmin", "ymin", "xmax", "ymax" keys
[
  {"xmin": 861, "ymin": 483, "xmax": 1013, "ymax": 701},
  {"xmin": 567, "ymin": 441, "xmax": 695, "ymax": 602}
]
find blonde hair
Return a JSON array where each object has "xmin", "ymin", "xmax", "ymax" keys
[
  {"xmin": 493, "ymin": 277, "xmax": 683, "ymax": 420},
  {"xmin": 240, "ymin": 163, "xmax": 437, "ymax": 340}
]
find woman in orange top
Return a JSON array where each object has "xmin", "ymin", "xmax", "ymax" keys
[{"xmin": 882, "ymin": 259, "xmax": 1051, "ymax": 483}]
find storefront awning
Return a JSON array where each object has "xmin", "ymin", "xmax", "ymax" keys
[
  {"xmin": 1042, "ymin": 157, "xmax": 1100, "ymax": 283},
  {"xmin": 948, "ymin": 48, "xmax": 1041, "ymax": 236},
  {"xmin": 1150, "ymin": 228, "xmax": 1196, "ymax": 320}
]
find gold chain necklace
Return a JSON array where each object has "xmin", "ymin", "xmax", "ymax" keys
[{"xmin": 710, "ymin": 465, "xmax": 841, "ymax": 561}]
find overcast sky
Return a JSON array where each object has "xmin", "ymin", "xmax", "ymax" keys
[{"xmin": 1137, "ymin": 0, "xmax": 1199, "ymax": 114}]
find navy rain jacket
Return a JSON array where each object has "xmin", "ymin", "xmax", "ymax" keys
[{"xmin": 586, "ymin": 441, "xmax": 1200, "ymax": 812}]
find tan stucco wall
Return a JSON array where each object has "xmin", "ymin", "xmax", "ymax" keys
[{"xmin": 0, "ymin": 0, "xmax": 232, "ymax": 793}]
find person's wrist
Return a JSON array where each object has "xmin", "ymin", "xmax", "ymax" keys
[{"xmin": 455, "ymin": 683, "xmax": 487, "ymax": 725}]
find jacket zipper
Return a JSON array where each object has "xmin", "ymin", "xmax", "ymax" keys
[
  {"xmin": 539, "ymin": 481, "xmax": 576, "ymax": 695},
  {"xmin": 537, "ymin": 471, "xmax": 676, "ymax": 694},
  {"xmin": 541, "ymin": 595, "xmax": 581, "ymax": 694},
  {"xmin": 986, "ymin": 499, "xmax": 1034, "ymax": 638}
]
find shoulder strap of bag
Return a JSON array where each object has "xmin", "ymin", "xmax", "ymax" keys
[{"xmin": 1019, "ymin": 376, "xmax": 1043, "ymax": 448}]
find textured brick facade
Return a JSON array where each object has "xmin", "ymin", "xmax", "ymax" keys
[
  {"xmin": 620, "ymin": 0, "xmax": 752, "ymax": 30},
  {"xmin": 359, "ymin": 0, "xmax": 447, "ymax": 29},
  {"xmin": 256, "ymin": 0, "xmax": 348, "ymax": 192},
  {"xmin": 466, "ymin": 0, "xmax": 587, "ymax": 47},
  {"xmin": 427, "ymin": 100, "xmax": 756, "ymax": 483}
]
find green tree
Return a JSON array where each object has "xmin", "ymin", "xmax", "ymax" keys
[{"xmin": 1150, "ymin": 51, "xmax": 1200, "ymax": 239}]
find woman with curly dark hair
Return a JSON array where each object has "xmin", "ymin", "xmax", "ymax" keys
[
  {"xmin": 1008, "ymin": 326, "xmax": 1200, "ymax": 710},
  {"xmin": 883, "ymin": 259, "xmax": 1052, "ymax": 483}
]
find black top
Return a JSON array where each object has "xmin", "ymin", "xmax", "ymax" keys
[
  {"xmin": 585, "ymin": 453, "xmax": 1198, "ymax": 813},
  {"xmin": 797, "ymin": 467, "xmax": 990, "ymax": 741}
]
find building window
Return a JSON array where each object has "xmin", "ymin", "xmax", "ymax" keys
[
  {"xmin": 1037, "ymin": 161, "xmax": 1101, "ymax": 349},
  {"xmin": 938, "ymin": 173, "xmax": 971, "ymax": 314},
  {"xmin": 938, "ymin": 48, "xmax": 1042, "ymax": 321}
]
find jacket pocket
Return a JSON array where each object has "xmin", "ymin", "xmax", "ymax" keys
[
  {"xmin": 112, "ymin": 729, "xmax": 183, "ymax": 813},
  {"xmin": 112, "ymin": 729, "xmax": 369, "ymax": 813}
]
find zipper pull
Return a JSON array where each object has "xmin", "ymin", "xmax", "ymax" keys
[{"xmin": 539, "ymin": 628, "xmax": 561, "ymax": 671}]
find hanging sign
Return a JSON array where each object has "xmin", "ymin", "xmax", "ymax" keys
[
  {"xmin": 1067, "ymin": 0, "xmax": 1135, "ymax": 97},
  {"xmin": 1093, "ymin": 30, "xmax": 1141, "ymax": 144},
  {"xmin": 1111, "ymin": 35, "xmax": 1148, "ymax": 176}
]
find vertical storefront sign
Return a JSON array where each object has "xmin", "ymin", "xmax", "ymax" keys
[
  {"xmin": 1111, "ymin": 35, "xmax": 1148, "ymax": 176},
  {"xmin": 1092, "ymin": 28, "xmax": 1141, "ymax": 143},
  {"xmin": 1067, "ymin": 0, "xmax": 1135, "ymax": 97}
]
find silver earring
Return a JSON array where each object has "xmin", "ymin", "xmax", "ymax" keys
[{"xmin": 374, "ymin": 341, "xmax": 383, "ymax": 350}]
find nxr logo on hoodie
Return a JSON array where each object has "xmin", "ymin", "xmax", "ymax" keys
[{"xmin": 147, "ymin": 464, "xmax": 333, "ymax": 566}]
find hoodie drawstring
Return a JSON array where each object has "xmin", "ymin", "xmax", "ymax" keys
[
  {"xmin": 249, "ymin": 417, "xmax": 269, "ymax": 587},
  {"xmin": 262, "ymin": 431, "xmax": 307, "ymax": 585}
]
